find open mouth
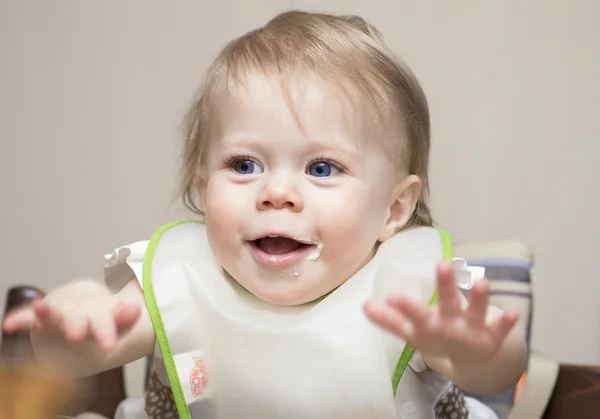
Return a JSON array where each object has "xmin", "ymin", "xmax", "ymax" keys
[
  {"xmin": 247, "ymin": 235, "xmax": 318, "ymax": 267},
  {"xmin": 252, "ymin": 236, "xmax": 309, "ymax": 255}
]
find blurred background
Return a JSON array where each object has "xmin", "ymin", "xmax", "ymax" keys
[{"xmin": 1, "ymin": 0, "xmax": 598, "ymax": 366}]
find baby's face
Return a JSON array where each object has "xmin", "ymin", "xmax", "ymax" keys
[{"xmin": 201, "ymin": 72, "xmax": 397, "ymax": 305}]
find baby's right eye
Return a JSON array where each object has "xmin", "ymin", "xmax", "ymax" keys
[{"xmin": 232, "ymin": 158, "xmax": 263, "ymax": 175}]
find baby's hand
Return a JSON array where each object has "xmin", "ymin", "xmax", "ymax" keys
[
  {"xmin": 2, "ymin": 280, "xmax": 141, "ymax": 352},
  {"xmin": 364, "ymin": 262, "xmax": 519, "ymax": 364}
]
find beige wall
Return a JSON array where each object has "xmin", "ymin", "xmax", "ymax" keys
[{"xmin": 1, "ymin": 1, "xmax": 599, "ymax": 365}]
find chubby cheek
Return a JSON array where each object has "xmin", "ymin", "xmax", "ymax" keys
[
  {"xmin": 316, "ymin": 188, "xmax": 387, "ymax": 269},
  {"xmin": 202, "ymin": 178, "xmax": 245, "ymax": 257}
]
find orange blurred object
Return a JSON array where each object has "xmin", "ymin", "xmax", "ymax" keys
[
  {"xmin": 514, "ymin": 372, "xmax": 527, "ymax": 402},
  {"xmin": 0, "ymin": 362, "xmax": 74, "ymax": 419}
]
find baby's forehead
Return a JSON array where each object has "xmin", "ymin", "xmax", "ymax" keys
[
  {"xmin": 218, "ymin": 72, "xmax": 350, "ymax": 114},
  {"xmin": 210, "ymin": 71, "xmax": 381, "ymax": 147}
]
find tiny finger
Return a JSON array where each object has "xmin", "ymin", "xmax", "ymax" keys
[
  {"xmin": 436, "ymin": 262, "xmax": 462, "ymax": 317},
  {"xmin": 114, "ymin": 302, "xmax": 141, "ymax": 332},
  {"xmin": 489, "ymin": 309, "xmax": 519, "ymax": 341},
  {"xmin": 385, "ymin": 295, "xmax": 430, "ymax": 327},
  {"xmin": 364, "ymin": 300, "xmax": 415, "ymax": 343},
  {"xmin": 466, "ymin": 279, "xmax": 489, "ymax": 326},
  {"xmin": 2, "ymin": 306, "xmax": 38, "ymax": 333},
  {"xmin": 90, "ymin": 313, "xmax": 118, "ymax": 352},
  {"xmin": 61, "ymin": 314, "xmax": 89, "ymax": 343},
  {"xmin": 32, "ymin": 299, "xmax": 63, "ymax": 329}
]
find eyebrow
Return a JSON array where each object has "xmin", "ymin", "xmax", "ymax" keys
[
  {"xmin": 215, "ymin": 137, "xmax": 269, "ymax": 154},
  {"xmin": 216, "ymin": 135, "xmax": 362, "ymax": 157}
]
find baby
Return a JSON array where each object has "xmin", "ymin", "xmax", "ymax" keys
[{"xmin": 3, "ymin": 10, "xmax": 527, "ymax": 419}]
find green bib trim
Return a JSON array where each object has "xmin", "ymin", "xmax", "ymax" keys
[
  {"xmin": 142, "ymin": 221, "xmax": 452, "ymax": 417},
  {"xmin": 391, "ymin": 227, "xmax": 452, "ymax": 395},
  {"xmin": 143, "ymin": 219, "xmax": 198, "ymax": 419}
]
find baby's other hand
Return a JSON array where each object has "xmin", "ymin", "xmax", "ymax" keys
[
  {"xmin": 364, "ymin": 262, "xmax": 519, "ymax": 364},
  {"xmin": 2, "ymin": 280, "xmax": 141, "ymax": 352}
]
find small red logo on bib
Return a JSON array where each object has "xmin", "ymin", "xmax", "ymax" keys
[{"xmin": 190, "ymin": 357, "xmax": 208, "ymax": 397}]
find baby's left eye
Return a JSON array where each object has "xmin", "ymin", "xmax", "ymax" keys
[{"xmin": 306, "ymin": 161, "xmax": 340, "ymax": 177}]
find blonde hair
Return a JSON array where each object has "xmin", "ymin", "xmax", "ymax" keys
[{"xmin": 180, "ymin": 10, "xmax": 433, "ymax": 227}]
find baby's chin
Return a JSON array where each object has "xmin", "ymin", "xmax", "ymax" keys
[
  {"xmin": 239, "ymin": 276, "xmax": 336, "ymax": 306},
  {"xmin": 259, "ymin": 291, "xmax": 320, "ymax": 306}
]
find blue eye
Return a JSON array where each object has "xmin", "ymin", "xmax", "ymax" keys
[
  {"xmin": 307, "ymin": 161, "xmax": 333, "ymax": 177},
  {"xmin": 233, "ymin": 159, "xmax": 261, "ymax": 175}
]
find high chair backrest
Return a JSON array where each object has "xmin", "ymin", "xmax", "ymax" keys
[{"xmin": 454, "ymin": 238, "xmax": 535, "ymax": 419}]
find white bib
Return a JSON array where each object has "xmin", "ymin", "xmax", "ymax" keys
[{"xmin": 142, "ymin": 220, "xmax": 474, "ymax": 419}]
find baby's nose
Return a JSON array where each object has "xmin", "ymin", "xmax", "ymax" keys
[{"xmin": 256, "ymin": 179, "xmax": 304, "ymax": 212}]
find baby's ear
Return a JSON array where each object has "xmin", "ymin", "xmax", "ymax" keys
[{"xmin": 378, "ymin": 175, "xmax": 422, "ymax": 241}]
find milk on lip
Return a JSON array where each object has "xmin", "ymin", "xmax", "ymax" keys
[
  {"xmin": 305, "ymin": 241, "xmax": 323, "ymax": 261},
  {"xmin": 286, "ymin": 235, "xmax": 323, "ymax": 261}
]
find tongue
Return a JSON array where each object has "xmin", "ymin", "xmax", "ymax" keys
[{"xmin": 257, "ymin": 237, "xmax": 304, "ymax": 255}]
